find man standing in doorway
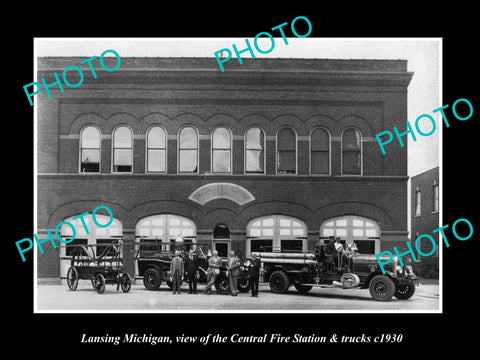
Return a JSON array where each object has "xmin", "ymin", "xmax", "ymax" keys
[
  {"xmin": 227, "ymin": 251, "xmax": 241, "ymax": 296},
  {"xmin": 203, "ymin": 250, "xmax": 222, "ymax": 295},
  {"xmin": 248, "ymin": 252, "xmax": 261, "ymax": 297},
  {"xmin": 185, "ymin": 248, "xmax": 199, "ymax": 294},
  {"xmin": 170, "ymin": 250, "xmax": 184, "ymax": 295}
]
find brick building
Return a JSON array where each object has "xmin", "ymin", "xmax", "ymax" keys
[
  {"xmin": 410, "ymin": 166, "xmax": 440, "ymax": 276},
  {"xmin": 36, "ymin": 57, "xmax": 414, "ymax": 281}
]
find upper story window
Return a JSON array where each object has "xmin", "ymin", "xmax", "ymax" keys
[
  {"xmin": 245, "ymin": 127, "xmax": 265, "ymax": 174},
  {"xmin": 212, "ymin": 127, "xmax": 232, "ymax": 174},
  {"xmin": 342, "ymin": 128, "xmax": 362, "ymax": 175},
  {"xmin": 276, "ymin": 127, "xmax": 297, "ymax": 174},
  {"xmin": 433, "ymin": 181, "xmax": 439, "ymax": 213},
  {"xmin": 310, "ymin": 127, "xmax": 330, "ymax": 175},
  {"xmin": 178, "ymin": 126, "xmax": 198, "ymax": 173},
  {"xmin": 80, "ymin": 126, "xmax": 100, "ymax": 173},
  {"xmin": 146, "ymin": 126, "xmax": 166, "ymax": 173},
  {"xmin": 415, "ymin": 187, "xmax": 422, "ymax": 216},
  {"xmin": 112, "ymin": 126, "xmax": 133, "ymax": 173}
]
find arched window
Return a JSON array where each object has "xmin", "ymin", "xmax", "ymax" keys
[
  {"xmin": 320, "ymin": 215, "xmax": 380, "ymax": 254},
  {"xmin": 80, "ymin": 126, "xmax": 100, "ymax": 173},
  {"xmin": 276, "ymin": 127, "xmax": 297, "ymax": 174},
  {"xmin": 178, "ymin": 127, "xmax": 198, "ymax": 173},
  {"xmin": 247, "ymin": 215, "xmax": 307, "ymax": 255},
  {"xmin": 245, "ymin": 127, "xmax": 265, "ymax": 174},
  {"xmin": 212, "ymin": 127, "xmax": 232, "ymax": 173},
  {"xmin": 135, "ymin": 214, "xmax": 196, "ymax": 254},
  {"xmin": 342, "ymin": 128, "xmax": 362, "ymax": 175},
  {"xmin": 146, "ymin": 126, "xmax": 166, "ymax": 173},
  {"xmin": 112, "ymin": 126, "xmax": 133, "ymax": 173},
  {"xmin": 310, "ymin": 127, "xmax": 330, "ymax": 175}
]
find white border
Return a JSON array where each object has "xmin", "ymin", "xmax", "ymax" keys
[{"xmin": 34, "ymin": 37, "xmax": 442, "ymax": 314}]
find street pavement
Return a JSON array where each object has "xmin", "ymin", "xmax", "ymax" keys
[{"xmin": 36, "ymin": 280, "xmax": 439, "ymax": 312}]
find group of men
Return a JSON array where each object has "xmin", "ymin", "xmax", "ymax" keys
[
  {"xmin": 169, "ymin": 249, "xmax": 262, "ymax": 297},
  {"xmin": 325, "ymin": 236, "xmax": 358, "ymax": 271}
]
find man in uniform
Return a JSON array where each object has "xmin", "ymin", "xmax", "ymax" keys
[
  {"xmin": 185, "ymin": 248, "xmax": 199, "ymax": 294},
  {"xmin": 227, "ymin": 251, "xmax": 241, "ymax": 296},
  {"xmin": 170, "ymin": 250, "xmax": 184, "ymax": 294},
  {"xmin": 203, "ymin": 250, "xmax": 222, "ymax": 295}
]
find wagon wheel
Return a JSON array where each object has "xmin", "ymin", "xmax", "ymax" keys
[
  {"xmin": 95, "ymin": 274, "xmax": 106, "ymax": 294},
  {"xmin": 120, "ymin": 273, "xmax": 132, "ymax": 293},
  {"xmin": 66, "ymin": 267, "xmax": 78, "ymax": 291}
]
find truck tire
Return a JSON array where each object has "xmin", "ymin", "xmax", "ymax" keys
[
  {"xmin": 238, "ymin": 274, "xmax": 251, "ymax": 293},
  {"xmin": 294, "ymin": 284, "xmax": 312, "ymax": 294},
  {"xmin": 214, "ymin": 274, "xmax": 231, "ymax": 295},
  {"xmin": 369, "ymin": 274, "xmax": 395, "ymax": 302},
  {"xmin": 143, "ymin": 268, "xmax": 161, "ymax": 291},
  {"xmin": 269, "ymin": 270, "xmax": 291, "ymax": 294},
  {"xmin": 394, "ymin": 282, "xmax": 416, "ymax": 300}
]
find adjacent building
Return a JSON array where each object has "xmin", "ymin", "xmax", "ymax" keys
[
  {"xmin": 36, "ymin": 56, "xmax": 414, "ymax": 281},
  {"xmin": 410, "ymin": 166, "xmax": 440, "ymax": 276}
]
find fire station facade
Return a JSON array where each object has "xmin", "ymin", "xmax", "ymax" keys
[{"xmin": 36, "ymin": 57, "xmax": 413, "ymax": 281}]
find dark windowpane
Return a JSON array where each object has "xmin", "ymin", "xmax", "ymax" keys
[
  {"xmin": 277, "ymin": 128, "xmax": 296, "ymax": 150},
  {"xmin": 96, "ymin": 239, "xmax": 117, "ymax": 257},
  {"xmin": 311, "ymin": 128, "xmax": 329, "ymax": 150},
  {"xmin": 213, "ymin": 224, "xmax": 230, "ymax": 239},
  {"xmin": 278, "ymin": 150, "xmax": 296, "ymax": 173},
  {"xmin": 147, "ymin": 149, "xmax": 166, "ymax": 172},
  {"xmin": 311, "ymin": 151, "xmax": 329, "ymax": 174},
  {"xmin": 280, "ymin": 240, "xmax": 303, "ymax": 252},
  {"xmin": 251, "ymin": 240, "xmax": 273, "ymax": 253},
  {"xmin": 343, "ymin": 128, "xmax": 361, "ymax": 149},
  {"xmin": 179, "ymin": 149, "xmax": 198, "ymax": 173},
  {"xmin": 355, "ymin": 241, "xmax": 375, "ymax": 254},
  {"xmin": 66, "ymin": 239, "xmax": 88, "ymax": 257},
  {"xmin": 214, "ymin": 242, "xmax": 229, "ymax": 258},
  {"xmin": 342, "ymin": 152, "xmax": 361, "ymax": 174}
]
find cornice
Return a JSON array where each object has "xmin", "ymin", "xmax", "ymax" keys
[{"xmin": 38, "ymin": 71, "xmax": 413, "ymax": 88}]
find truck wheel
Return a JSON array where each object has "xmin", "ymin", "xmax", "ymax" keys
[
  {"xmin": 214, "ymin": 275, "xmax": 231, "ymax": 295},
  {"xmin": 369, "ymin": 274, "xmax": 395, "ymax": 302},
  {"xmin": 95, "ymin": 274, "xmax": 106, "ymax": 294},
  {"xmin": 67, "ymin": 267, "xmax": 78, "ymax": 291},
  {"xmin": 294, "ymin": 284, "xmax": 312, "ymax": 294},
  {"xmin": 394, "ymin": 282, "xmax": 415, "ymax": 300},
  {"xmin": 143, "ymin": 268, "xmax": 161, "ymax": 291},
  {"xmin": 269, "ymin": 270, "xmax": 291, "ymax": 294},
  {"xmin": 238, "ymin": 274, "xmax": 251, "ymax": 293}
]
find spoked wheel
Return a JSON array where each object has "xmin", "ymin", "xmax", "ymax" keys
[
  {"xmin": 94, "ymin": 274, "xmax": 106, "ymax": 294},
  {"xmin": 120, "ymin": 273, "xmax": 132, "ymax": 293},
  {"xmin": 394, "ymin": 282, "xmax": 416, "ymax": 300},
  {"xmin": 214, "ymin": 275, "xmax": 231, "ymax": 295},
  {"xmin": 269, "ymin": 270, "xmax": 291, "ymax": 294},
  {"xmin": 67, "ymin": 267, "xmax": 78, "ymax": 291},
  {"xmin": 237, "ymin": 274, "xmax": 251, "ymax": 293},
  {"xmin": 143, "ymin": 269, "xmax": 161, "ymax": 291},
  {"xmin": 369, "ymin": 275, "xmax": 395, "ymax": 302}
]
